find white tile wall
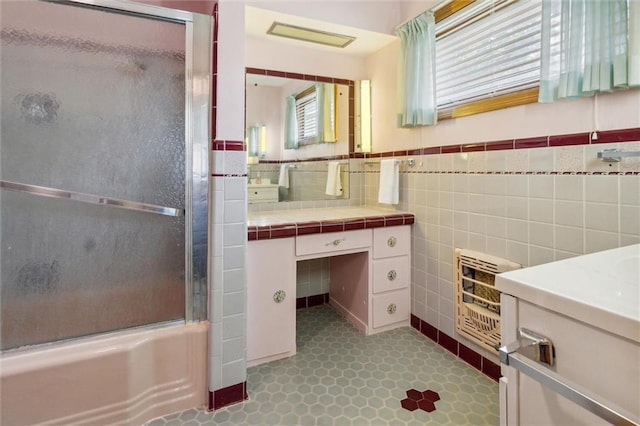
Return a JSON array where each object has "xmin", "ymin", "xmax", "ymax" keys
[{"xmin": 362, "ymin": 143, "xmax": 639, "ymax": 362}]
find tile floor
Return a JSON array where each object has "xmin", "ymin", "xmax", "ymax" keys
[{"xmin": 148, "ymin": 305, "xmax": 499, "ymax": 425}]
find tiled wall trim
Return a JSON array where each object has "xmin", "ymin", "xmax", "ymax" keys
[
  {"xmin": 410, "ymin": 315, "xmax": 501, "ymax": 382},
  {"xmin": 363, "ymin": 127, "xmax": 639, "ymax": 157},
  {"xmin": 248, "ymin": 214, "xmax": 415, "ymax": 240},
  {"xmin": 296, "ymin": 293, "xmax": 330, "ymax": 309},
  {"xmin": 209, "ymin": 382, "xmax": 248, "ymax": 411},
  {"xmin": 213, "ymin": 140, "xmax": 245, "ymax": 151},
  {"xmin": 257, "ymin": 154, "xmax": 350, "ymax": 164}
]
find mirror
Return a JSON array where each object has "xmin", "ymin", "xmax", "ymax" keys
[{"xmin": 245, "ymin": 68, "xmax": 354, "ymax": 204}]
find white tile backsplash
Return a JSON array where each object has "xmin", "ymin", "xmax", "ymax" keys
[
  {"xmin": 358, "ymin": 144, "xmax": 640, "ymax": 359},
  {"xmin": 584, "ymin": 202, "xmax": 619, "ymax": 232},
  {"xmin": 529, "ymin": 175, "xmax": 554, "ymax": 199},
  {"xmin": 222, "ymin": 291, "xmax": 244, "ymax": 317},
  {"xmin": 223, "ymin": 223, "xmax": 245, "ymax": 247},
  {"xmin": 585, "ymin": 175, "xmax": 618, "ymax": 203},
  {"xmin": 554, "ymin": 225, "xmax": 584, "ymax": 253},
  {"xmin": 222, "ymin": 313, "xmax": 245, "ymax": 340},
  {"xmin": 222, "ymin": 336, "xmax": 245, "ymax": 364},
  {"xmin": 621, "ymin": 205, "xmax": 640, "ymax": 235},
  {"xmin": 554, "ymin": 146, "xmax": 584, "ymax": 172},
  {"xmin": 555, "ymin": 175, "xmax": 584, "ymax": 201},
  {"xmin": 529, "ymin": 198, "xmax": 554, "ymax": 223},
  {"xmin": 585, "ymin": 229, "xmax": 619, "ymax": 253},
  {"xmin": 620, "ymin": 175, "xmax": 640, "ymax": 205},
  {"xmin": 555, "ymin": 200, "xmax": 584, "ymax": 227}
]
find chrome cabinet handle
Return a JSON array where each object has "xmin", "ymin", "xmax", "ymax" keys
[
  {"xmin": 387, "ymin": 270, "xmax": 397, "ymax": 281},
  {"xmin": 499, "ymin": 329, "xmax": 637, "ymax": 426},
  {"xmin": 387, "ymin": 236, "xmax": 397, "ymax": 248},
  {"xmin": 273, "ymin": 290, "xmax": 286, "ymax": 303},
  {"xmin": 387, "ymin": 303, "xmax": 397, "ymax": 314}
]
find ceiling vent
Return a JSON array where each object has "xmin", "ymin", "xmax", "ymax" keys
[{"xmin": 267, "ymin": 22, "xmax": 356, "ymax": 48}]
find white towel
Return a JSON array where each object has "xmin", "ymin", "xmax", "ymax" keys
[
  {"xmin": 325, "ymin": 161, "xmax": 343, "ymax": 196},
  {"xmin": 378, "ymin": 159, "xmax": 399, "ymax": 204},
  {"xmin": 278, "ymin": 164, "xmax": 290, "ymax": 188}
]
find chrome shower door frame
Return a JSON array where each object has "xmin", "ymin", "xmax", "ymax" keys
[{"xmin": 52, "ymin": 0, "xmax": 212, "ymax": 322}]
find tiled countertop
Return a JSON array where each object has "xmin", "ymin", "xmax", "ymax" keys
[{"xmin": 248, "ymin": 206, "xmax": 415, "ymax": 240}]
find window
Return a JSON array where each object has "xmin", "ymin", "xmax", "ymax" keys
[
  {"xmin": 295, "ymin": 86, "xmax": 318, "ymax": 144},
  {"xmin": 435, "ymin": 0, "xmax": 542, "ymax": 118},
  {"xmin": 294, "ymin": 83, "xmax": 337, "ymax": 145}
]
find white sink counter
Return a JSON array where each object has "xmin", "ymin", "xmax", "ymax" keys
[{"xmin": 495, "ymin": 244, "xmax": 640, "ymax": 343}]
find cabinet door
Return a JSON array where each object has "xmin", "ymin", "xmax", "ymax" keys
[
  {"xmin": 373, "ymin": 226, "xmax": 410, "ymax": 259},
  {"xmin": 371, "ymin": 289, "xmax": 410, "ymax": 329},
  {"xmin": 247, "ymin": 238, "xmax": 296, "ymax": 364},
  {"xmin": 372, "ymin": 256, "xmax": 410, "ymax": 294}
]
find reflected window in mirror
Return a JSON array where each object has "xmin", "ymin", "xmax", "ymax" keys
[{"xmin": 290, "ymin": 83, "xmax": 337, "ymax": 147}]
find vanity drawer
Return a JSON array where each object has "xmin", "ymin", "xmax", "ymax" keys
[
  {"xmin": 373, "ymin": 226, "xmax": 410, "ymax": 259},
  {"xmin": 296, "ymin": 229, "xmax": 371, "ymax": 257},
  {"xmin": 372, "ymin": 256, "xmax": 410, "ymax": 294},
  {"xmin": 248, "ymin": 186, "xmax": 278, "ymax": 203},
  {"xmin": 372, "ymin": 289, "xmax": 410, "ymax": 329}
]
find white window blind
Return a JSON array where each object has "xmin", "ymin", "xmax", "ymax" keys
[
  {"xmin": 296, "ymin": 90, "xmax": 317, "ymax": 144},
  {"xmin": 435, "ymin": 0, "xmax": 542, "ymax": 111}
]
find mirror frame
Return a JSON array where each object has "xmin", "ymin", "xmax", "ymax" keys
[{"xmin": 245, "ymin": 67, "xmax": 355, "ymax": 158}]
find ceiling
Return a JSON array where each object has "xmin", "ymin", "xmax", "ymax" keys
[{"xmin": 245, "ymin": 5, "xmax": 399, "ymax": 57}]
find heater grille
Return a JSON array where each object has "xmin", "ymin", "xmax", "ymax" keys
[{"xmin": 454, "ymin": 248, "xmax": 520, "ymax": 352}]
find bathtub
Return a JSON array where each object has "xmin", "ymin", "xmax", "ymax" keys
[{"xmin": 0, "ymin": 321, "xmax": 208, "ymax": 425}]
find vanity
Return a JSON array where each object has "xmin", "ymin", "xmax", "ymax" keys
[
  {"xmin": 247, "ymin": 182, "xmax": 279, "ymax": 203},
  {"xmin": 246, "ymin": 207, "xmax": 414, "ymax": 367}
]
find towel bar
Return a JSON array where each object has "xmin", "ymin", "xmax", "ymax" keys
[{"xmin": 0, "ymin": 180, "xmax": 183, "ymax": 217}]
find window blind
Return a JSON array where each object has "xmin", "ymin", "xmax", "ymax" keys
[
  {"xmin": 296, "ymin": 91, "xmax": 317, "ymax": 143},
  {"xmin": 435, "ymin": 0, "xmax": 542, "ymax": 112}
]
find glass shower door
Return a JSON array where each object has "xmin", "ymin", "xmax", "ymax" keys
[{"xmin": 0, "ymin": 0, "xmax": 204, "ymax": 350}]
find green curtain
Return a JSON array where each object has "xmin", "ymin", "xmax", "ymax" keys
[
  {"xmin": 396, "ymin": 11, "xmax": 437, "ymax": 127},
  {"xmin": 284, "ymin": 95, "xmax": 298, "ymax": 149},
  {"xmin": 316, "ymin": 83, "xmax": 337, "ymax": 143},
  {"xmin": 539, "ymin": 0, "xmax": 639, "ymax": 103}
]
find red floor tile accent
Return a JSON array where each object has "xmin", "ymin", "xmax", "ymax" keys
[{"xmin": 401, "ymin": 388, "xmax": 441, "ymax": 413}]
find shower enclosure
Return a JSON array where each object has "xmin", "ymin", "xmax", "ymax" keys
[{"xmin": 0, "ymin": 0, "xmax": 210, "ymax": 350}]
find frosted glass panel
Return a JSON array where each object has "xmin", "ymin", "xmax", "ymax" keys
[{"xmin": 1, "ymin": 1, "xmax": 187, "ymax": 350}]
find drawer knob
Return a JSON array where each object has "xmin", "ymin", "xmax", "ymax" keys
[
  {"xmin": 387, "ymin": 236, "xmax": 397, "ymax": 248},
  {"xmin": 387, "ymin": 303, "xmax": 397, "ymax": 314},
  {"xmin": 325, "ymin": 238, "xmax": 345, "ymax": 247},
  {"xmin": 273, "ymin": 290, "xmax": 286, "ymax": 303},
  {"xmin": 387, "ymin": 270, "xmax": 397, "ymax": 281}
]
